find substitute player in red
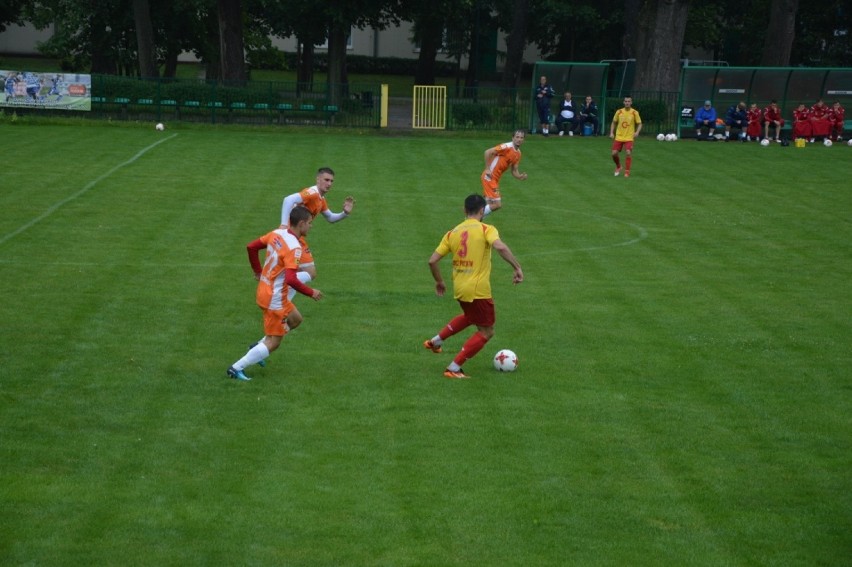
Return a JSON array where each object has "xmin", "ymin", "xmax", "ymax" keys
[
  {"xmin": 227, "ymin": 206, "xmax": 323, "ymax": 381},
  {"xmin": 828, "ymin": 101, "xmax": 845, "ymax": 142},
  {"xmin": 424, "ymin": 194, "xmax": 524, "ymax": 379},
  {"xmin": 746, "ymin": 103, "xmax": 762, "ymax": 141},
  {"xmin": 763, "ymin": 100, "xmax": 785, "ymax": 142},
  {"xmin": 609, "ymin": 95, "xmax": 642, "ymax": 178},
  {"xmin": 792, "ymin": 103, "xmax": 812, "ymax": 141},
  {"xmin": 809, "ymin": 99, "xmax": 831, "ymax": 141},
  {"xmin": 480, "ymin": 130, "xmax": 528, "ymax": 216}
]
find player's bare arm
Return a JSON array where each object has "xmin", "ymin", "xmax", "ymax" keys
[
  {"xmin": 493, "ymin": 240, "xmax": 524, "ymax": 284},
  {"xmin": 512, "ymin": 165, "xmax": 528, "ymax": 181},
  {"xmin": 428, "ymin": 252, "xmax": 447, "ymax": 296}
]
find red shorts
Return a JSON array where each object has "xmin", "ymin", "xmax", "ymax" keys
[
  {"xmin": 611, "ymin": 140, "xmax": 634, "ymax": 152},
  {"xmin": 262, "ymin": 303, "xmax": 295, "ymax": 337},
  {"xmin": 458, "ymin": 298, "xmax": 495, "ymax": 327},
  {"xmin": 480, "ymin": 173, "xmax": 501, "ymax": 200}
]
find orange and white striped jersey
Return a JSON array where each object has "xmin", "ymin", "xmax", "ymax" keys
[
  {"xmin": 485, "ymin": 142, "xmax": 522, "ymax": 185},
  {"xmin": 256, "ymin": 228, "xmax": 303, "ymax": 311},
  {"xmin": 297, "ymin": 185, "xmax": 330, "ymax": 218}
]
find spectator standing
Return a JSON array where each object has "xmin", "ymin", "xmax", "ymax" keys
[
  {"xmin": 724, "ymin": 102, "xmax": 748, "ymax": 141},
  {"xmin": 694, "ymin": 100, "xmax": 717, "ymax": 140},
  {"xmin": 580, "ymin": 96, "xmax": 600, "ymax": 136},
  {"xmin": 555, "ymin": 91, "xmax": 580, "ymax": 136},
  {"xmin": 534, "ymin": 76, "xmax": 556, "ymax": 136}
]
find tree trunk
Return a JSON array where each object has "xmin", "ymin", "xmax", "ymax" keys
[
  {"xmin": 760, "ymin": 0, "xmax": 798, "ymax": 66},
  {"xmin": 414, "ymin": 15, "xmax": 442, "ymax": 85},
  {"xmin": 633, "ymin": 0, "xmax": 690, "ymax": 93},
  {"xmin": 217, "ymin": 0, "xmax": 246, "ymax": 83},
  {"xmin": 132, "ymin": 0, "xmax": 158, "ymax": 78},
  {"xmin": 327, "ymin": 23, "xmax": 348, "ymax": 103},
  {"xmin": 297, "ymin": 40, "xmax": 315, "ymax": 89},
  {"xmin": 500, "ymin": 0, "xmax": 529, "ymax": 89},
  {"xmin": 623, "ymin": 0, "xmax": 642, "ymax": 58}
]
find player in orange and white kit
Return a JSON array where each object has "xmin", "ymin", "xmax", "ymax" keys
[
  {"xmin": 480, "ymin": 130, "xmax": 528, "ymax": 216},
  {"xmin": 227, "ymin": 206, "xmax": 323, "ymax": 381},
  {"xmin": 280, "ymin": 166, "xmax": 355, "ymax": 300}
]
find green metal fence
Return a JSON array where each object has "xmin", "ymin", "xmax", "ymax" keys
[
  {"xmin": 445, "ymin": 85, "xmax": 526, "ymax": 132},
  {"xmin": 603, "ymin": 90, "xmax": 681, "ymax": 136},
  {"xmin": 88, "ymin": 75, "xmax": 382, "ymax": 127}
]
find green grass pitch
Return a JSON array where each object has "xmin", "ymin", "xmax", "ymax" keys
[{"xmin": 1, "ymin": 120, "xmax": 850, "ymax": 565}]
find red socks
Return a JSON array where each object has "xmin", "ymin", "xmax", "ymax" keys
[
  {"xmin": 612, "ymin": 155, "xmax": 621, "ymax": 168},
  {"xmin": 439, "ymin": 315, "xmax": 470, "ymax": 340},
  {"xmin": 453, "ymin": 331, "xmax": 490, "ymax": 366},
  {"xmin": 626, "ymin": 156, "xmax": 632, "ymax": 172}
]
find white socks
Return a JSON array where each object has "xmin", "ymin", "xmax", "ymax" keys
[{"xmin": 233, "ymin": 341, "xmax": 270, "ymax": 371}]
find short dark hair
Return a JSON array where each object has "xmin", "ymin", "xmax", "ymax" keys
[
  {"xmin": 464, "ymin": 194, "xmax": 487, "ymax": 215},
  {"xmin": 289, "ymin": 205, "xmax": 312, "ymax": 226},
  {"xmin": 317, "ymin": 167, "xmax": 335, "ymax": 176}
]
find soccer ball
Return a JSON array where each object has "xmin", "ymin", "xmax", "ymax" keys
[
  {"xmin": 155, "ymin": 123, "xmax": 165, "ymax": 131},
  {"xmin": 760, "ymin": 138, "xmax": 770, "ymax": 147},
  {"xmin": 823, "ymin": 139, "xmax": 832, "ymax": 147},
  {"xmin": 664, "ymin": 133, "xmax": 673, "ymax": 141},
  {"xmin": 847, "ymin": 139, "xmax": 852, "ymax": 147},
  {"xmin": 656, "ymin": 133, "xmax": 665, "ymax": 141},
  {"xmin": 493, "ymin": 349, "xmax": 518, "ymax": 372},
  {"xmin": 669, "ymin": 134, "xmax": 678, "ymax": 142}
]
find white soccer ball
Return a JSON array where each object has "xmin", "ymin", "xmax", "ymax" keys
[
  {"xmin": 760, "ymin": 138, "xmax": 770, "ymax": 147},
  {"xmin": 823, "ymin": 138, "xmax": 832, "ymax": 147},
  {"xmin": 847, "ymin": 139, "xmax": 852, "ymax": 147},
  {"xmin": 493, "ymin": 349, "xmax": 518, "ymax": 372},
  {"xmin": 155, "ymin": 123, "xmax": 165, "ymax": 131},
  {"xmin": 656, "ymin": 133, "xmax": 665, "ymax": 141},
  {"xmin": 664, "ymin": 133, "xmax": 673, "ymax": 141},
  {"xmin": 669, "ymin": 134, "xmax": 677, "ymax": 142}
]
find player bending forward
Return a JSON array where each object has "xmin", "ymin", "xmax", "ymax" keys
[
  {"xmin": 227, "ymin": 206, "xmax": 323, "ymax": 381},
  {"xmin": 423, "ymin": 194, "xmax": 524, "ymax": 379},
  {"xmin": 480, "ymin": 130, "xmax": 528, "ymax": 216},
  {"xmin": 280, "ymin": 166, "xmax": 355, "ymax": 301}
]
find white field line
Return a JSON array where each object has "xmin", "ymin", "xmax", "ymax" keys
[{"xmin": 0, "ymin": 134, "xmax": 178, "ymax": 246}]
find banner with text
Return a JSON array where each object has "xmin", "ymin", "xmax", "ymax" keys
[{"xmin": 2, "ymin": 70, "xmax": 92, "ymax": 111}]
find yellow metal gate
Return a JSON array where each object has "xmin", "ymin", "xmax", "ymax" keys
[{"xmin": 412, "ymin": 86, "xmax": 447, "ymax": 129}]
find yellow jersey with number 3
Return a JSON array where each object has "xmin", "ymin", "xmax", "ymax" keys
[
  {"xmin": 435, "ymin": 218, "xmax": 500, "ymax": 301},
  {"xmin": 613, "ymin": 108, "xmax": 642, "ymax": 142}
]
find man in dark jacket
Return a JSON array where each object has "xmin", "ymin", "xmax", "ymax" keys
[
  {"xmin": 724, "ymin": 101, "xmax": 748, "ymax": 141},
  {"xmin": 580, "ymin": 95, "xmax": 600, "ymax": 136}
]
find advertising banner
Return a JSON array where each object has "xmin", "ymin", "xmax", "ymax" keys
[{"xmin": 2, "ymin": 70, "xmax": 92, "ymax": 111}]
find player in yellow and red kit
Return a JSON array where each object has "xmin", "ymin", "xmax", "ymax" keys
[
  {"xmin": 480, "ymin": 130, "xmax": 528, "ymax": 216},
  {"xmin": 280, "ymin": 166, "xmax": 355, "ymax": 300},
  {"xmin": 227, "ymin": 206, "xmax": 323, "ymax": 381},
  {"xmin": 609, "ymin": 96, "xmax": 642, "ymax": 178},
  {"xmin": 423, "ymin": 194, "xmax": 524, "ymax": 379}
]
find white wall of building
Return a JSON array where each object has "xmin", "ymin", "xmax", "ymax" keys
[{"xmin": 2, "ymin": 21, "xmax": 541, "ymax": 72}]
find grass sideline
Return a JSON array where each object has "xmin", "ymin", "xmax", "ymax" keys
[{"xmin": 1, "ymin": 122, "xmax": 850, "ymax": 565}]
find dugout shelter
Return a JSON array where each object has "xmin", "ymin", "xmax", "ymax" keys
[
  {"xmin": 529, "ymin": 62, "xmax": 609, "ymax": 134},
  {"xmin": 677, "ymin": 66, "xmax": 852, "ymax": 138}
]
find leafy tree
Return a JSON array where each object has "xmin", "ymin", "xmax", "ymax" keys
[{"xmin": 0, "ymin": 0, "xmax": 25, "ymax": 33}]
